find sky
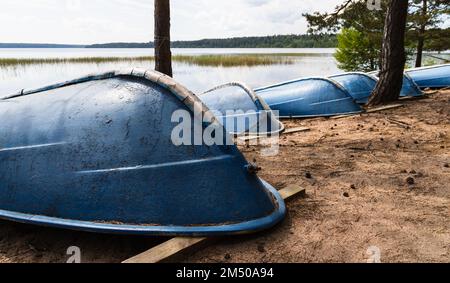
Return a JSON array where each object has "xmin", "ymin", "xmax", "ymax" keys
[
  {"xmin": 0, "ymin": 0, "xmax": 345, "ymax": 44},
  {"xmin": 1, "ymin": 0, "xmax": 448, "ymax": 45}
]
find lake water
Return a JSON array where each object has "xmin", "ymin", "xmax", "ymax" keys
[{"xmin": 0, "ymin": 48, "xmax": 341, "ymax": 95}]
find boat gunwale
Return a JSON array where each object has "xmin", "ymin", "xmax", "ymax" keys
[
  {"xmin": 329, "ymin": 71, "xmax": 379, "ymax": 83},
  {"xmin": 405, "ymin": 63, "xmax": 450, "ymax": 73}
]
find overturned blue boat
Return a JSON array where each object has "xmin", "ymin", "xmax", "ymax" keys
[
  {"xmin": 0, "ymin": 69, "xmax": 286, "ymax": 236},
  {"xmin": 200, "ymin": 82, "xmax": 284, "ymax": 136},
  {"xmin": 254, "ymin": 77, "xmax": 363, "ymax": 118},
  {"xmin": 329, "ymin": 73, "xmax": 378, "ymax": 104},
  {"xmin": 331, "ymin": 72, "xmax": 423, "ymax": 104},
  {"xmin": 406, "ymin": 64, "xmax": 450, "ymax": 89},
  {"xmin": 400, "ymin": 73, "xmax": 425, "ymax": 97}
]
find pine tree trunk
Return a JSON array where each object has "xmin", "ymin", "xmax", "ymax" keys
[
  {"xmin": 415, "ymin": 35, "xmax": 425, "ymax": 68},
  {"xmin": 415, "ymin": 0, "xmax": 428, "ymax": 68},
  {"xmin": 367, "ymin": 0, "xmax": 409, "ymax": 107},
  {"xmin": 154, "ymin": 0, "xmax": 173, "ymax": 77}
]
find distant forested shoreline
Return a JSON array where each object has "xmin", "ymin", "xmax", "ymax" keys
[
  {"xmin": 0, "ymin": 34, "xmax": 338, "ymax": 49},
  {"xmin": 0, "ymin": 43, "xmax": 84, "ymax": 48}
]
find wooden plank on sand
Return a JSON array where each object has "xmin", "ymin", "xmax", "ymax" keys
[
  {"xmin": 122, "ymin": 237, "xmax": 207, "ymax": 264},
  {"xmin": 279, "ymin": 184, "xmax": 306, "ymax": 199},
  {"xmin": 283, "ymin": 127, "xmax": 310, "ymax": 134},
  {"xmin": 366, "ymin": 104, "xmax": 404, "ymax": 113},
  {"xmin": 238, "ymin": 135, "xmax": 262, "ymax": 142},
  {"xmin": 122, "ymin": 185, "xmax": 305, "ymax": 264},
  {"xmin": 237, "ymin": 127, "xmax": 310, "ymax": 142},
  {"xmin": 331, "ymin": 114, "xmax": 355, "ymax": 120}
]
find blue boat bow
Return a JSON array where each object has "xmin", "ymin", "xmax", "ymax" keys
[
  {"xmin": 200, "ymin": 82, "xmax": 284, "ymax": 136},
  {"xmin": 406, "ymin": 64, "xmax": 450, "ymax": 89},
  {"xmin": 254, "ymin": 77, "xmax": 363, "ymax": 118},
  {"xmin": 0, "ymin": 69, "xmax": 286, "ymax": 236},
  {"xmin": 331, "ymin": 72, "xmax": 423, "ymax": 104}
]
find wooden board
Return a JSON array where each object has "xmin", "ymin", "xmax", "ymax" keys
[
  {"xmin": 238, "ymin": 135, "xmax": 262, "ymax": 142},
  {"xmin": 279, "ymin": 184, "xmax": 306, "ymax": 199},
  {"xmin": 331, "ymin": 114, "xmax": 355, "ymax": 120},
  {"xmin": 385, "ymin": 117, "xmax": 411, "ymax": 129},
  {"xmin": 237, "ymin": 127, "xmax": 310, "ymax": 142},
  {"xmin": 122, "ymin": 237, "xmax": 207, "ymax": 264},
  {"xmin": 332, "ymin": 104, "xmax": 405, "ymax": 119},
  {"xmin": 283, "ymin": 127, "xmax": 310, "ymax": 134},
  {"xmin": 122, "ymin": 185, "xmax": 305, "ymax": 264},
  {"xmin": 399, "ymin": 95, "xmax": 426, "ymax": 100},
  {"xmin": 366, "ymin": 104, "xmax": 404, "ymax": 113}
]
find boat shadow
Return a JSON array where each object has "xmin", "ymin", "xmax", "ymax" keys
[{"xmin": 0, "ymin": 219, "xmax": 169, "ymax": 263}]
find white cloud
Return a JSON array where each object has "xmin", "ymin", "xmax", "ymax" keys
[{"xmin": 0, "ymin": 0, "xmax": 343, "ymax": 44}]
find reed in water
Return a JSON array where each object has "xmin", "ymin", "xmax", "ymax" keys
[{"xmin": 0, "ymin": 54, "xmax": 296, "ymax": 67}]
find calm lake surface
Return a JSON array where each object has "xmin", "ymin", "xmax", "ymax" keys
[{"xmin": 0, "ymin": 48, "xmax": 340, "ymax": 95}]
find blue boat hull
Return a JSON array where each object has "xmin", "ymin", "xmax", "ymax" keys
[
  {"xmin": 330, "ymin": 72, "xmax": 423, "ymax": 104},
  {"xmin": 200, "ymin": 82, "xmax": 284, "ymax": 136},
  {"xmin": 0, "ymin": 69, "xmax": 286, "ymax": 236},
  {"xmin": 255, "ymin": 78, "xmax": 363, "ymax": 118},
  {"xmin": 400, "ymin": 73, "xmax": 424, "ymax": 97},
  {"xmin": 330, "ymin": 73, "xmax": 378, "ymax": 104},
  {"xmin": 407, "ymin": 64, "xmax": 450, "ymax": 89}
]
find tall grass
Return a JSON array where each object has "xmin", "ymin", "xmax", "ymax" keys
[
  {"xmin": 0, "ymin": 56, "xmax": 154, "ymax": 66},
  {"xmin": 173, "ymin": 54, "xmax": 294, "ymax": 67},
  {"xmin": 0, "ymin": 54, "xmax": 295, "ymax": 67}
]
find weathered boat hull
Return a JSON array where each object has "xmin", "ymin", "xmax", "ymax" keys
[
  {"xmin": 0, "ymin": 69, "xmax": 286, "ymax": 236},
  {"xmin": 254, "ymin": 78, "xmax": 363, "ymax": 118},
  {"xmin": 330, "ymin": 72, "xmax": 423, "ymax": 104},
  {"xmin": 400, "ymin": 73, "xmax": 424, "ymax": 97},
  {"xmin": 406, "ymin": 64, "xmax": 450, "ymax": 89},
  {"xmin": 329, "ymin": 73, "xmax": 378, "ymax": 104},
  {"xmin": 200, "ymin": 82, "xmax": 284, "ymax": 136}
]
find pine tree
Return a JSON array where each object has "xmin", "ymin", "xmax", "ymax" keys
[
  {"xmin": 368, "ymin": 0, "xmax": 409, "ymax": 106},
  {"xmin": 409, "ymin": 0, "xmax": 449, "ymax": 67},
  {"xmin": 155, "ymin": 0, "xmax": 173, "ymax": 77},
  {"xmin": 304, "ymin": 0, "xmax": 449, "ymax": 71}
]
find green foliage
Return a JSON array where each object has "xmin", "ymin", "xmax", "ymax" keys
[
  {"xmin": 2, "ymin": 35, "xmax": 338, "ymax": 49},
  {"xmin": 334, "ymin": 28, "xmax": 379, "ymax": 72},
  {"xmin": 424, "ymin": 28, "xmax": 450, "ymax": 52},
  {"xmin": 303, "ymin": 0, "xmax": 388, "ymax": 35},
  {"xmin": 408, "ymin": 0, "xmax": 449, "ymax": 32},
  {"xmin": 305, "ymin": 0, "xmax": 449, "ymax": 71},
  {"xmin": 88, "ymin": 34, "xmax": 338, "ymax": 49},
  {"xmin": 304, "ymin": 0, "xmax": 387, "ymax": 71},
  {"xmin": 0, "ymin": 57, "xmax": 154, "ymax": 66},
  {"xmin": 408, "ymin": 0, "xmax": 450, "ymax": 51}
]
